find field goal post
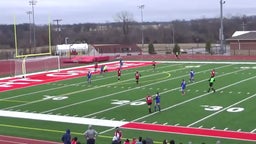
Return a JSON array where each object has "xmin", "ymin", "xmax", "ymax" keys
[{"xmin": 13, "ymin": 15, "xmax": 60, "ymax": 78}]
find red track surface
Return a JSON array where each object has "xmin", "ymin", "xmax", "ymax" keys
[
  {"xmin": 122, "ymin": 122, "xmax": 256, "ymax": 142},
  {"xmin": 0, "ymin": 135, "xmax": 62, "ymax": 144}
]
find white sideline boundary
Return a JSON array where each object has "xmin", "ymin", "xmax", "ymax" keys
[{"xmin": 0, "ymin": 110, "xmax": 128, "ymax": 128}]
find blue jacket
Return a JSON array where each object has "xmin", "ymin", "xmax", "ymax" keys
[{"xmin": 61, "ymin": 129, "xmax": 71, "ymax": 144}]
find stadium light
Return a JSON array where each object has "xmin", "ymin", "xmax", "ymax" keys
[
  {"xmin": 138, "ymin": 4, "xmax": 145, "ymax": 49},
  {"xmin": 53, "ymin": 19, "xmax": 62, "ymax": 44},
  {"xmin": 29, "ymin": 0, "xmax": 37, "ymax": 49},
  {"xmin": 220, "ymin": 0, "xmax": 225, "ymax": 54},
  {"xmin": 26, "ymin": 11, "xmax": 32, "ymax": 49}
]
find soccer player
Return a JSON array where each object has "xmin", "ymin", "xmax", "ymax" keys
[
  {"xmin": 181, "ymin": 79, "xmax": 186, "ymax": 95},
  {"xmin": 152, "ymin": 61, "xmax": 156, "ymax": 71},
  {"xmin": 211, "ymin": 69, "xmax": 215, "ymax": 77},
  {"xmin": 208, "ymin": 76, "xmax": 216, "ymax": 93},
  {"xmin": 146, "ymin": 94, "xmax": 153, "ymax": 113},
  {"xmin": 94, "ymin": 62, "xmax": 98, "ymax": 72},
  {"xmin": 87, "ymin": 71, "xmax": 92, "ymax": 84},
  {"xmin": 119, "ymin": 58, "xmax": 123, "ymax": 69},
  {"xmin": 154, "ymin": 92, "xmax": 161, "ymax": 112},
  {"xmin": 117, "ymin": 68, "xmax": 121, "ymax": 80},
  {"xmin": 135, "ymin": 71, "xmax": 141, "ymax": 85},
  {"xmin": 189, "ymin": 69, "xmax": 195, "ymax": 82},
  {"xmin": 100, "ymin": 65, "xmax": 104, "ymax": 75}
]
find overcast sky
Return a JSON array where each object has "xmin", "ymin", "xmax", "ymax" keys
[{"xmin": 0, "ymin": 0, "xmax": 255, "ymax": 24}]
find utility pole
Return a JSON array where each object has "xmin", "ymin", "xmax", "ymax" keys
[
  {"xmin": 138, "ymin": 4, "xmax": 145, "ymax": 49},
  {"xmin": 53, "ymin": 19, "xmax": 62, "ymax": 44},
  {"xmin": 29, "ymin": 0, "xmax": 37, "ymax": 49},
  {"xmin": 219, "ymin": 0, "xmax": 225, "ymax": 54},
  {"xmin": 241, "ymin": 22, "xmax": 247, "ymax": 31},
  {"xmin": 26, "ymin": 11, "xmax": 32, "ymax": 50}
]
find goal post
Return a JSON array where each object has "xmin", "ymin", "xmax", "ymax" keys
[
  {"xmin": 13, "ymin": 16, "xmax": 60, "ymax": 78},
  {"xmin": 14, "ymin": 16, "xmax": 52, "ymax": 58}
]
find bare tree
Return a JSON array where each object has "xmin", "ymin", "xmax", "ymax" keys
[{"xmin": 115, "ymin": 11, "xmax": 134, "ymax": 44}]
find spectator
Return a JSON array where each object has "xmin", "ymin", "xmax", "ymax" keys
[
  {"xmin": 112, "ymin": 136, "xmax": 119, "ymax": 144},
  {"xmin": 84, "ymin": 125, "xmax": 98, "ymax": 144},
  {"xmin": 131, "ymin": 137, "xmax": 137, "ymax": 144},
  {"xmin": 170, "ymin": 139, "xmax": 175, "ymax": 144},
  {"xmin": 142, "ymin": 139, "xmax": 147, "ymax": 144},
  {"xmin": 114, "ymin": 127, "xmax": 122, "ymax": 144},
  {"xmin": 136, "ymin": 137, "xmax": 143, "ymax": 144},
  {"xmin": 144, "ymin": 137, "xmax": 153, "ymax": 144},
  {"xmin": 61, "ymin": 129, "xmax": 71, "ymax": 144},
  {"xmin": 71, "ymin": 137, "xmax": 78, "ymax": 144},
  {"xmin": 163, "ymin": 139, "xmax": 168, "ymax": 144},
  {"xmin": 124, "ymin": 138, "xmax": 130, "ymax": 144}
]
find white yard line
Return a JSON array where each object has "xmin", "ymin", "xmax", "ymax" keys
[
  {"xmin": 99, "ymin": 74, "xmax": 256, "ymax": 134},
  {"xmin": 3, "ymin": 64, "xmax": 225, "ymax": 111},
  {"xmin": 41, "ymin": 65, "xmax": 235, "ymax": 114},
  {"xmin": 187, "ymin": 93, "xmax": 256, "ymax": 127},
  {"xmin": 130, "ymin": 74, "xmax": 256, "ymax": 123},
  {"xmin": 1, "ymin": 63, "xmax": 180, "ymax": 101},
  {"xmin": 250, "ymin": 128, "xmax": 256, "ymax": 133}
]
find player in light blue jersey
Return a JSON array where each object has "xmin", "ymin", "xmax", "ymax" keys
[
  {"xmin": 181, "ymin": 79, "xmax": 186, "ymax": 95},
  {"xmin": 189, "ymin": 69, "xmax": 195, "ymax": 82},
  {"xmin": 154, "ymin": 92, "xmax": 161, "ymax": 112}
]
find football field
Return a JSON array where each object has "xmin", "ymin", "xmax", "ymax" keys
[{"xmin": 0, "ymin": 61, "xmax": 256, "ymax": 144}]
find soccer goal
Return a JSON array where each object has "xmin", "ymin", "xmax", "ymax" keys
[{"xmin": 14, "ymin": 56, "xmax": 60, "ymax": 78}]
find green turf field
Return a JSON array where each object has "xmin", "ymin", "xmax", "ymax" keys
[{"xmin": 0, "ymin": 61, "xmax": 256, "ymax": 144}]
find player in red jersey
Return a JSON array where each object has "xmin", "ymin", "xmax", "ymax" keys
[
  {"xmin": 211, "ymin": 69, "xmax": 215, "ymax": 77},
  {"xmin": 146, "ymin": 94, "xmax": 153, "ymax": 113},
  {"xmin": 152, "ymin": 61, "xmax": 156, "ymax": 71},
  {"xmin": 94, "ymin": 62, "xmax": 98, "ymax": 72},
  {"xmin": 117, "ymin": 68, "xmax": 121, "ymax": 80},
  {"xmin": 135, "ymin": 71, "xmax": 141, "ymax": 85}
]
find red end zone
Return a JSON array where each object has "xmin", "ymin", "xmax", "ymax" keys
[
  {"xmin": 121, "ymin": 122, "xmax": 256, "ymax": 142},
  {"xmin": 0, "ymin": 61, "xmax": 153, "ymax": 92}
]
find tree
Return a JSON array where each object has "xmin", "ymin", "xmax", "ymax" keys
[
  {"xmin": 205, "ymin": 41, "xmax": 212, "ymax": 54},
  {"xmin": 115, "ymin": 11, "xmax": 134, "ymax": 44},
  {"xmin": 148, "ymin": 43, "xmax": 156, "ymax": 54},
  {"xmin": 173, "ymin": 43, "xmax": 180, "ymax": 54}
]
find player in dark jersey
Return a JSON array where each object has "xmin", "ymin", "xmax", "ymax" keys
[
  {"xmin": 135, "ymin": 71, "xmax": 141, "ymax": 85},
  {"xmin": 117, "ymin": 68, "xmax": 121, "ymax": 80},
  {"xmin": 146, "ymin": 94, "xmax": 153, "ymax": 113},
  {"xmin": 208, "ymin": 76, "xmax": 216, "ymax": 93},
  {"xmin": 152, "ymin": 61, "xmax": 156, "ymax": 71}
]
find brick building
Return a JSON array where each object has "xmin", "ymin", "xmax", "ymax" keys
[{"xmin": 226, "ymin": 31, "xmax": 256, "ymax": 56}]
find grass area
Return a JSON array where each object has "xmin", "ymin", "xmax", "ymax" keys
[{"xmin": 0, "ymin": 62, "xmax": 256, "ymax": 144}]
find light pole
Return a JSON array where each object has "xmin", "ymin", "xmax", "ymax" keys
[
  {"xmin": 138, "ymin": 4, "xmax": 144, "ymax": 49},
  {"xmin": 220, "ymin": 0, "xmax": 225, "ymax": 54},
  {"xmin": 53, "ymin": 19, "xmax": 62, "ymax": 44},
  {"xmin": 26, "ymin": 11, "xmax": 32, "ymax": 49},
  {"xmin": 29, "ymin": 0, "xmax": 37, "ymax": 49}
]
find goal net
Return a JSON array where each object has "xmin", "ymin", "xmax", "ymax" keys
[{"xmin": 14, "ymin": 56, "xmax": 60, "ymax": 78}]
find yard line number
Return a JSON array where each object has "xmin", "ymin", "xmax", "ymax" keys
[
  {"xmin": 111, "ymin": 100, "xmax": 146, "ymax": 106},
  {"xmin": 201, "ymin": 105, "xmax": 244, "ymax": 113}
]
